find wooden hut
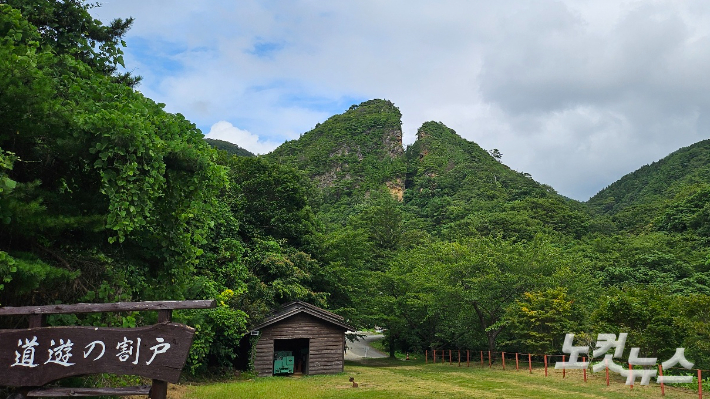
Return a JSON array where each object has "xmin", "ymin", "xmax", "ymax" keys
[{"xmin": 250, "ymin": 301, "xmax": 354, "ymax": 376}]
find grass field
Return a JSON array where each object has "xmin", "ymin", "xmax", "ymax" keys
[{"xmin": 176, "ymin": 358, "xmax": 700, "ymax": 399}]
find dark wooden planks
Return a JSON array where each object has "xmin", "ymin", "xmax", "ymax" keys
[
  {"xmin": 27, "ymin": 386, "xmax": 151, "ymax": 397},
  {"xmin": 0, "ymin": 300, "xmax": 216, "ymax": 316},
  {"xmin": 0, "ymin": 323, "xmax": 194, "ymax": 386},
  {"xmin": 253, "ymin": 313, "xmax": 346, "ymax": 376}
]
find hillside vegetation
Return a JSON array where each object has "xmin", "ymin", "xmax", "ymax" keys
[
  {"xmin": 204, "ymin": 138, "xmax": 255, "ymax": 157},
  {"xmin": 589, "ymin": 139, "xmax": 710, "ymax": 232},
  {"xmin": 405, "ymin": 121, "xmax": 590, "ymax": 239},
  {"xmin": 2, "ymin": 1, "xmax": 710, "ymax": 390}
]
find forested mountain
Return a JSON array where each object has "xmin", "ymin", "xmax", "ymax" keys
[
  {"xmin": 588, "ymin": 139, "xmax": 710, "ymax": 232},
  {"xmin": 204, "ymin": 138, "xmax": 255, "ymax": 157},
  {"xmin": 3, "ymin": 0, "xmax": 710, "ymax": 385},
  {"xmin": 266, "ymin": 100, "xmax": 406, "ymax": 227},
  {"xmin": 405, "ymin": 121, "xmax": 591, "ymax": 239}
]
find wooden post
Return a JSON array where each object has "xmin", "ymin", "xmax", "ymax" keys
[
  {"xmin": 158, "ymin": 309, "xmax": 172, "ymax": 322},
  {"xmin": 449, "ymin": 349, "xmax": 452, "ymax": 365},
  {"xmin": 528, "ymin": 354, "xmax": 532, "ymax": 374},
  {"xmin": 467, "ymin": 350, "xmax": 470, "ymax": 367},
  {"xmin": 151, "ymin": 381, "xmax": 168, "ymax": 399},
  {"xmin": 426, "ymin": 350, "xmax": 428, "ymax": 364},
  {"xmin": 28, "ymin": 314, "xmax": 45, "ymax": 328},
  {"xmin": 488, "ymin": 351, "xmax": 492, "ymax": 368},
  {"xmin": 515, "ymin": 353, "xmax": 519, "ymax": 371},
  {"xmin": 502, "ymin": 352, "xmax": 506, "ymax": 370},
  {"xmin": 583, "ymin": 356, "xmax": 587, "ymax": 382},
  {"xmin": 480, "ymin": 351, "xmax": 483, "ymax": 367},
  {"xmin": 562, "ymin": 355, "xmax": 566, "ymax": 378},
  {"xmin": 605, "ymin": 359, "xmax": 609, "ymax": 386},
  {"xmin": 698, "ymin": 369, "xmax": 702, "ymax": 399},
  {"xmin": 151, "ymin": 309, "xmax": 173, "ymax": 399},
  {"xmin": 544, "ymin": 355, "xmax": 548, "ymax": 377},
  {"xmin": 433, "ymin": 349, "xmax": 436, "ymax": 363},
  {"xmin": 458, "ymin": 350, "xmax": 461, "ymax": 367},
  {"xmin": 658, "ymin": 364, "xmax": 665, "ymax": 396}
]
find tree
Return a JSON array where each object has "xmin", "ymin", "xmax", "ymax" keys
[
  {"xmin": 445, "ymin": 236, "xmax": 580, "ymax": 352},
  {"xmin": 590, "ymin": 286, "xmax": 682, "ymax": 360},
  {"xmin": 1, "ymin": 0, "xmax": 140, "ymax": 85},
  {"xmin": 0, "ymin": 3, "xmax": 227, "ymax": 306},
  {"xmin": 658, "ymin": 184, "xmax": 710, "ymax": 237},
  {"xmin": 226, "ymin": 155, "xmax": 318, "ymax": 250},
  {"xmin": 503, "ymin": 287, "xmax": 577, "ymax": 354},
  {"xmin": 489, "ymin": 149, "xmax": 502, "ymax": 161},
  {"xmin": 674, "ymin": 294, "xmax": 710, "ymax": 370},
  {"xmin": 369, "ymin": 235, "xmax": 584, "ymax": 355},
  {"xmin": 349, "ymin": 189, "xmax": 403, "ymax": 265}
]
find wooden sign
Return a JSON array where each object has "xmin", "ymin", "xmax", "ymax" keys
[{"xmin": 0, "ymin": 322, "xmax": 195, "ymax": 387}]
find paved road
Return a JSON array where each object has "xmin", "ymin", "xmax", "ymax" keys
[{"xmin": 344, "ymin": 332, "xmax": 388, "ymax": 360}]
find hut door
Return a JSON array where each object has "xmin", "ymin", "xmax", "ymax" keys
[{"xmin": 273, "ymin": 338, "xmax": 310, "ymax": 375}]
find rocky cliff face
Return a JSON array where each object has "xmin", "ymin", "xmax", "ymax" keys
[{"xmin": 383, "ymin": 126, "xmax": 405, "ymax": 200}]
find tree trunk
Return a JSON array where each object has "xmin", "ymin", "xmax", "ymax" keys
[
  {"xmin": 389, "ymin": 334, "xmax": 396, "ymax": 358},
  {"xmin": 473, "ymin": 302, "xmax": 500, "ymax": 352},
  {"xmin": 487, "ymin": 332, "xmax": 497, "ymax": 352}
]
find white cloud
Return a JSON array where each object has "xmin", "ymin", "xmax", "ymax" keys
[
  {"xmin": 91, "ymin": 0, "xmax": 710, "ymax": 200},
  {"xmin": 205, "ymin": 121, "xmax": 280, "ymax": 155}
]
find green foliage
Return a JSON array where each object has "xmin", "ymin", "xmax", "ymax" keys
[
  {"xmin": 181, "ymin": 289, "xmax": 248, "ymax": 375},
  {"xmin": 4, "ymin": 252, "xmax": 79, "ymax": 296},
  {"xmin": 0, "ymin": 0, "xmax": 228, "ymax": 304},
  {"xmin": 1, "ymin": 0, "xmax": 140, "ymax": 85},
  {"xmin": 369, "ymin": 235, "xmax": 587, "ymax": 355},
  {"xmin": 590, "ymin": 287, "xmax": 682, "ymax": 360},
  {"xmin": 243, "ymin": 238, "xmax": 326, "ymax": 310},
  {"xmin": 204, "ymin": 138, "xmax": 255, "ymax": 157},
  {"xmin": 404, "ymin": 121, "xmax": 588, "ymax": 239},
  {"xmin": 267, "ymin": 99, "xmax": 406, "ymax": 218},
  {"xmin": 0, "ymin": 151, "xmax": 20, "ymax": 286},
  {"xmin": 658, "ymin": 184, "xmax": 710, "ymax": 236},
  {"xmin": 578, "ymin": 233, "xmax": 706, "ymax": 294},
  {"xmin": 349, "ymin": 189, "xmax": 404, "ymax": 261},
  {"xmin": 503, "ymin": 287, "xmax": 577, "ymax": 354},
  {"xmin": 588, "ymin": 139, "xmax": 710, "ymax": 231},
  {"xmin": 0, "ymin": 250, "xmax": 16, "ymax": 303},
  {"xmin": 0, "ymin": 5, "xmax": 240, "ymax": 377},
  {"xmin": 226, "ymin": 156, "xmax": 318, "ymax": 249},
  {"xmin": 674, "ymin": 294, "xmax": 710, "ymax": 370},
  {"xmin": 6, "ymin": 0, "xmax": 710, "ymax": 376}
]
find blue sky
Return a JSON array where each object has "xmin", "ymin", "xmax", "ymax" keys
[{"xmin": 91, "ymin": 0, "xmax": 710, "ymax": 201}]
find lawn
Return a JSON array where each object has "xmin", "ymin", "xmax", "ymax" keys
[{"xmin": 176, "ymin": 358, "xmax": 699, "ymax": 399}]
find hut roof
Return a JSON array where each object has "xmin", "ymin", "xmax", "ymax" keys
[{"xmin": 251, "ymin": 301, "xmax": 354, "ymax": 332}]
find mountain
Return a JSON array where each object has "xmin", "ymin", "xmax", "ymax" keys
[
  {"xmin": 204, "ymin": 138, "xmax": 255, "ymax": 157},
  {"xmin": 266, "ymin": 99, "xmax": 406, "ymax": 205},
  {"xmin": 587, "ymin": 139, "xmax": 710, "ymax": 232},
  {"xmin": 265, "ymin": 100, "xmax": 591, "ymax": 239},
  {"xmin": 406, "ymin": 121, "xmax": 554, "ymax": 205},
  {"xmin": 404, "ymin": 121, "xmax": 591, "ymax": 239}
]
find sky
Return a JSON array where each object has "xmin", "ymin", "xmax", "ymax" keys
[{"xmin": 90, "ymin": 0, "xmax": 710, "ymax": 201}]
